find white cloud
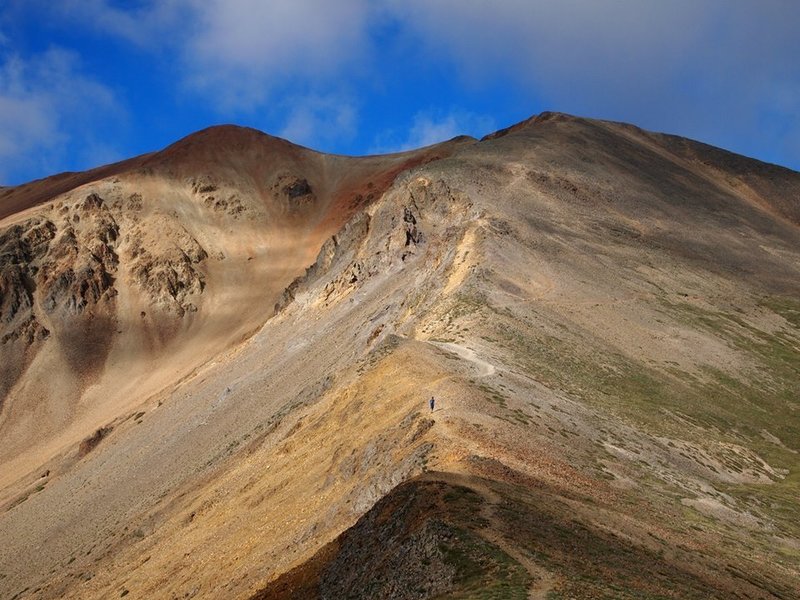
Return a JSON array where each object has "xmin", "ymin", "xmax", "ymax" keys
[
  {"xmin": 405, "ymin": 111, "xmax": 494, "ymax": 149},
  {"xmin": 385, "ymin": 1, "xmax": 717, "ymax": 107},
  {"xmin": 50, "ymin": 0, "xmax": 187, "ymax": 47},
  {"xmin": 406, "ymin": 115, "xmax": 464, "ymax": 149},
  {"xmin": 385, "ymin": 1, "xmax": 800, "ymax": 164},
  {"xmin": 183, "ymin": 0, "xmax": 372, "ymax": 108},
  {"xmin": 52, "ymin": 0, "xmax": 375, "ymax": 112},
  {"xmin": 374, "ymin": 110, "xmax": 495, "ymax": 154},
  {"xmin": 279, "ymin": 95, "xmax": 357, "ymax": 149},
  {"xmin": 9, "ymin": 1, "xmax": 800, "ymax": 172},
  {"xmin": 0, "ymin": 48, "xmax": 123, "ymax": 184}
]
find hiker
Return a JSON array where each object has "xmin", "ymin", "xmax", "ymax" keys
[{"xmin": 429, "ymin": 396, "xmax": 435, "ymax": 412}]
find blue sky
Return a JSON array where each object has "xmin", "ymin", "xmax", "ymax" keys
[{"xmin": 1, "ymin": 1, "xmax": 799, "ymax": 185}]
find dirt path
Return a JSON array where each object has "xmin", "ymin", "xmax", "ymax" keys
[
  {"xmin": 471, "ymin": 481, "xmax": 556, "ymax": 600},
  {"xmin": 428, "ymin": 341, "xmax": 497, "ymax": 377},
  {"xmin": 420, "ymin": 342, "xmax": 556, "ymax": 597},
  {"xmin": 431, "ymin": 471, "xmax": 556, "ymax": 599}
]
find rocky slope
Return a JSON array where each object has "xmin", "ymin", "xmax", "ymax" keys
[
  {"xmin": 0, "ymin": 125, "xmax": 464, "ymax": 491},
  {"xmin": 0, "ymin": 113, "xmax": 798, "ymax": 599}
]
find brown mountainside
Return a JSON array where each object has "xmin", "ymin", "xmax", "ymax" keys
[
  {"xmin": 0, "ymin": 126, "xmax": 466, "ymax": 488},
  {"xmin": 0, "ymin": 113, "xmax": 798, "ymax": 599}
]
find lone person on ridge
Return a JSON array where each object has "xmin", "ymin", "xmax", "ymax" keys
[{"xmin": 429, "ymin": 396, "xmax": 435, "ymax": 412}]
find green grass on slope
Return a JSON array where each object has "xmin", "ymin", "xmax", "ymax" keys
[
  {"xmin": 486, "ymin": 295, "xmax": 798, "ymax": 451},
  {"xmin": 457, "ymin": 290, "xmax": 799, "ymax": 541},
  {"xmin": 434, "ymin": 526, "xmax": 529, "ymax": 600},
  {"xmin": 495, "ymin": 499, "xmax": 710, "ymax": 600}
]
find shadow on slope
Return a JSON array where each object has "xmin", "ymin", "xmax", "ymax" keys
[{"xmin": 250, "ymin": 469, "xmax": 771, "ymax": 600}]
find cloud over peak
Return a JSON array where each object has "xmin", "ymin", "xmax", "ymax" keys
[
  {"xmin": 0, "ymin": 47, "xmax": 122, "ymax": 183},
  {"xmin": 1, "ymin": 1, "xmax": 798, "ymax": 183},
  {"xmin": 183, "ymin": 0, "xmax": 373, "ymax": 108}
]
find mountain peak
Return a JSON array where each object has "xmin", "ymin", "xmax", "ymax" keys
[
  {"xmin": 481, "ymin": 110, "xmax": 579, "ymax": 141},
  {"xmin": 1, "ymin": 111, "xmax": 799, "ymax": 600}
]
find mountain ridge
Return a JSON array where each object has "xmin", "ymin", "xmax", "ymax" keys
[{"xmin": 0, "ymin": 112, "xmax": 798, "ymax": 599}]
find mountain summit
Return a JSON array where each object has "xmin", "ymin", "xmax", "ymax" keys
[{"xmin": 1, "ymin": 113, "xmax": 798, "ymax": 599}]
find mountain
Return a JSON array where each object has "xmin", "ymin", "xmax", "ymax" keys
[
  {"xmin": 0, "ymin": 112, "xmax": 798, "ymax": 599},
  {"xmin": 0, "ymin": 125, "xmax": 465, "ymax": 490}
]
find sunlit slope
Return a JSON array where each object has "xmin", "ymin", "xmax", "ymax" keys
[
  {"xmin": 0, "ymin": 124, "xmax": 468, "ymax": 490},
  {"xmin": 0, "ymin": 113, "xmax": 797, "ymax": 599}
]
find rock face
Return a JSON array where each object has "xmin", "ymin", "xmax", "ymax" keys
[
  {"xmin": 403, "ymin": 206, "xmax": 421, "ymax": 246},
  {"xmin": 0, "ymin": 218, "xmax": 55, "ymax": 325},
  {"xmin": 127, "ymin": 221, "xmax": 207, "ymax": 316},
  {"xmin": 0, "ymin": 193, "xmax": 125, "ymax": 398},
  {"xmin": 274, "ymin": 211, "xmax": 373, "ymax": 313},
  {"xmin": 190, "ymin": 176, "xmax": 246, "ymax": 217},
  {"xmin": 0, "ymin": 123, "xmax": 465, "ymax": 477}
]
